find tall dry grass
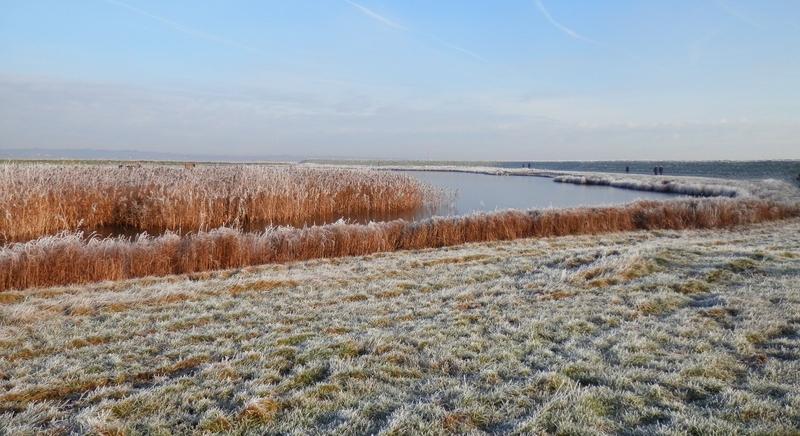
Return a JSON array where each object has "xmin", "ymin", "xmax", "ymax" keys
[
  {"xmin": 1, "ymin": 198, "xmax": 797, "ymax": 291},
  {"xmin": 0, "ymin": 163, "xmax": 437, "ymax": 243}
]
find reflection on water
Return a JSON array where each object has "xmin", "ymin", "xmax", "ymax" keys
[{"xmin": 82, "ymin": 171, "xmax": 680, "ymax": 238}]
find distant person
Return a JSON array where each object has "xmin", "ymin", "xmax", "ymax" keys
[
  {"xmin": 625, "ymin": 166, "xmax": 630, "ymax": 173},
  {"xmin": 658, "ymin": 166, "xmax": 664, "ymax": 175},
  {"xmin": 653, "ymin": 167, "xmax": 658, "ymax": 175}
]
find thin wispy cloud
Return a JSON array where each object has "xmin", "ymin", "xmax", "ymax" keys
[
  {"xmin": 534, "ymin": 0, "xmax": 602, "ymax": 46},
  {"xmin": 713, "ymin": 0, "xmax": 763, "ymax": 30},
  {"xmin": 99, "ymin": 0, "xmax": 263, "ymax": 54},
  {"xmin": 345, "ymin": 0, "xmax": 408, "ymax": 31},
  {"xmin": 688, "ymin": 27, "xmax": 723, "ymax": 62},
  {"xmin": 344, "ymin": 0, "xmax": 486, "ymax": 63},
  {"xmin": 432, "ymin": 37, "xmax": 488, "ymax": 63}
]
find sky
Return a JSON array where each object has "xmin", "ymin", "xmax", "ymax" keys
[{"xmin": 1, "ymin": 0, "xmax": 799, "ymax": 160}]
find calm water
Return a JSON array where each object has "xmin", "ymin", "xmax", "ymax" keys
[{"xmin": 400, "ymin": 170, "xmax": 678, "ymax": 219}]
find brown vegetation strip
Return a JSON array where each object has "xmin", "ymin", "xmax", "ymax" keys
[
  {"xmin": 0, "ymin": 199, "xmax": 797, "ymax": 292},
  {"xmin": 0, "ymin": 164, "xmax": 436, "ymax": 243}
]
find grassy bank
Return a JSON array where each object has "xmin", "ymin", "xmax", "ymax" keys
[{"xmin": 2, "ymin": 219, "xmax": 799, "ymax": 433}]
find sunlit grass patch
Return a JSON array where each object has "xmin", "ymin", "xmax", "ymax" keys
[
  {"xmin": 282, "ymin": 364, "xmax": 329, "ymax": 391},
  {"xmin": 228, "ymin": 279, "xmax": 300, "ymax": 295},
  {"xmin": 636, "ymin": 294, "xmax": 690, "ymax": 315},
  {"xmin": 725, "ymin": 258, "xmax": 759, "ymax": 273},
  {"xmin": 242, "ymin": 397, "xmax": 284, "ymax": 423},
  {"xmin": 744, "ymin": 323, "xmax": 796, "ymax": 345},
  {"xmin": 671, "ymin": 279, "xmax": 710, "ymax": 294},
  {"xmin": 323, "ymin": 326, "xmax": 351, "ymax": 335},
  {"xmin": 571, "ymin": 253, "xmax": 662, "ymax": 288},
  {"xmin": 276, "ymin": 333, "xmax": 314, "ymax": 347},
  {"xmin": 342, "ymin": 293, "xmax": 369, "ymax": 302},
  {"xmin": 683, "ymin": 354, "xmax": 746, "ymax": 383},
  {"xmin": 199, "ymin": 409, "xmax": 233, "ymax": 432},
  {"xmin": 561, "ymin": 362, "xmax": 605, "ymax": 386}
]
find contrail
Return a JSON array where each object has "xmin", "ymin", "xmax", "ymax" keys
[
  {"xmin": 713, "ymin": 0, "xmax": 763, "ymax": 29},
  {"xmin": 99, "ymin": 0, "xmax": 263, "ymax": 54},
  {"xmin": 533, "ymin": 0, "xmax": 602, "ymax": 46},
  {"xmin": 344, "ymin": 0, "xmax": 408, "ymax": 31},
  {"xmin": 432, "ymin": 36, "xmax": 488, "ymax": 63},
  {"xmin": 344, "ymin": 0, "xmax": 486, "ymax": 63}
]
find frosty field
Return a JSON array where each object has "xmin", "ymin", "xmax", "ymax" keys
[{"xmin": 2, "ymin": 218, "xmax": 800, "ymax": 434}]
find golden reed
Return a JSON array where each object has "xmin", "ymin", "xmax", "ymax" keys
[
  {"xmin": 0, "ymin": 164, "xmax": 435, "ymax": 243},
  {"xmin": 1, "ymin": 198, "xmax": 797, "ymax": 291}
]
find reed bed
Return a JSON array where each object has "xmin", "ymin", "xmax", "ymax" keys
[
  {"xmin": 1, "ymin": 198, "xmax": 796, "ymax": 292},
  {"xmin": 0, "ymin": 163, "xmax": 438, "ymax": 243}
]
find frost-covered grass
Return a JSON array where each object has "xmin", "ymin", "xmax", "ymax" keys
[
  {"xmin": 551, "ymin": 174, "xmax": 741, "ymax": 198},
  {"xmin": 2, "ymin": 219, "xmax": 800, "ymax": 434}
]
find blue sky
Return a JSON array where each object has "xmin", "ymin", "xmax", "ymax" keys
[{"xmin": 1, "ymin": 0, "xmax": 799, "ymax": 160}]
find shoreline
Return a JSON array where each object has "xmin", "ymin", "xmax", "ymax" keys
[{"xmin": 303, "ymin": 162, "xmax": 800, "ymax": 202}]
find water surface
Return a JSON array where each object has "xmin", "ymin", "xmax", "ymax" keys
[{"xmin": 400, "ymin": 170, "xmax": 679, "ymax": 219}]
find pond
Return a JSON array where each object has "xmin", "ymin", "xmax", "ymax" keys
[{"xmin": 399, "ymin": 170, "xmax": 680, "ymax": 219}]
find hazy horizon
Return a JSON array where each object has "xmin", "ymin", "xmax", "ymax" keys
[
  {"xmin": 2, "ymin": 1, "xmax": 799, "ymax": 160},
  {"xmin": 4, "ymin": 146, "xmax": 800, "ymax": 164}
]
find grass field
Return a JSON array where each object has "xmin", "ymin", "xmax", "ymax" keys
[{"xmin": 2, "ymin": 219, "xmax": 800, "ymax": 433}]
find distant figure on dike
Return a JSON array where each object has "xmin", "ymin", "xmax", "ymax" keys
[
  {"xmin": 625, "ymin": 166, "xmax": 630, "ymax": 173},
  {"xmin": 659, "ymin": 166, "xmax": 664, "ymax": 175},
  {"xmin": 653, "ymin": 167, "xmax": 658, "ymax": 175}
]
